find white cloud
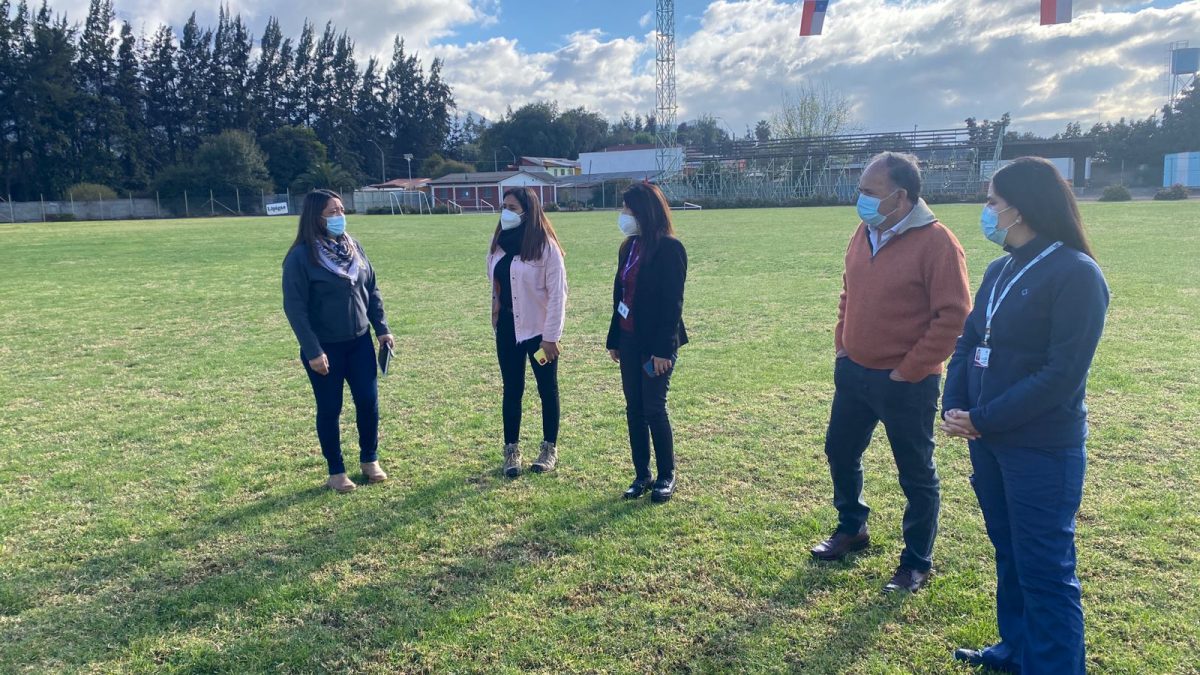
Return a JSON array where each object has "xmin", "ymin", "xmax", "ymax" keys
[
  {"xmin": 432, "ymin": 30, "xmax": 654, "ymax": 124},
  {"xmin": 50, "ymin": 0, "xmax": 1200, "ymax": 137},
  {"xmin": 671, "ymin": 0, "xmax": 1200, "ymax": 135}
]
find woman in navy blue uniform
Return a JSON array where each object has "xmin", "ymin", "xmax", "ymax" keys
[{"xmin": 943, "ymin": 157, "xmax": 1109, "ymax": 674}]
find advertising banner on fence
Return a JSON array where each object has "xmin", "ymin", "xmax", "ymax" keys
[{"xmin": 266, "ymin": 202, "xmax": 289, "ymax": 216}]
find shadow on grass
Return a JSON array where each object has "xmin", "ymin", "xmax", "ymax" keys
[
  {"xmin": 2, "ymin": 470, "xmax": 644, "ymax": 671},
  {"xmin": 685, "ymin": 546, "xmax": 911, "ymax": 673}
]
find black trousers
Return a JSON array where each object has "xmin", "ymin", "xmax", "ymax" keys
[
  {"xmin": 495, "ymin": 308, "xmax": 559, "ymax": 445},
  {"xmin": 618, "ymin": 330, "xmax": 675, "ymax": 481}
]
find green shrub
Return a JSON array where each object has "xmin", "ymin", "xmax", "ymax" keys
[
  {"xmin": 65, "ymin": 183, "xmax": 118, "ymax": 201},
  {"xmin": 1099, "ymin": 185, "xmax": 1133, "ymax": 202},
  {"xmin": 1154, "ymin": 184, "xmax": 1189, "ymax": 201}
]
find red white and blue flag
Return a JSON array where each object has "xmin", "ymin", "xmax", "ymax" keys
[
  {"xmin": 1041, "ymin": 0, "xmax": 1072, "ymax": 25},
  {"xmin": 799, "ymin": 0, "xmax": 828, "ymax": 37}
]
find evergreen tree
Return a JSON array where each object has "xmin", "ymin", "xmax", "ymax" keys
[
  {"xmin": 288, "ymin": 21, "xmax": 315, "ymax": 127},
  {"xmin": 143, "ymin": 24, "xmax": 180, "ymax": 167},
  {"xmin": 176, "ymin": 13, "xmax": 212, "ymax": 151},
  {"xmin": 113, "ymin": 21, "xmax": 148, "ymax": 189},
  {"xmin": 75, "ymin": 0, "xmax": 121, "ymax": 184}
]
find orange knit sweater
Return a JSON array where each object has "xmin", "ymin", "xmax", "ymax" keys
[{"xmin": 834, "ymin": 221, "xmax": 971, "ymax": 382}]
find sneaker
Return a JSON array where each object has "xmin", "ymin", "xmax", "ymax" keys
[
  {"xmin": 529, "ymin": 441, "xmax": 558, "ymax": 473},
  {"xmin": 502, "ymin": 442, "xmax": 522, "ymax": 478}
]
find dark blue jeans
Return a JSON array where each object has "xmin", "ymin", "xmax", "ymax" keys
[
  {"xmin": 301, "ymin": 332, "xmax": 379, "ymax": 475},
  {"xmin": 618, "ymin": 331, "xmax": 675, "ymax": 481},
  {"xmin": 969, "ymin": 439, "xmax": 1087, "ymax": 675},
  {"xmin": 823, "ymin": 357, "xmax": 941, "ymax": 571}
]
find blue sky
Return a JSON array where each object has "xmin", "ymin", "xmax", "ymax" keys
[{"xmin": 69, "ymin": 0, "xmax": 1200, "ymax": 137}]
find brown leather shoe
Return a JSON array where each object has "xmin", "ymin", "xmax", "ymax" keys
[
  {"xmin": 882, "ymin": 566, "xmax": 930, "ymax": 593},
  {"xmin": 810, "ymin": 529, "xmax": 870, "ymax": 561}
]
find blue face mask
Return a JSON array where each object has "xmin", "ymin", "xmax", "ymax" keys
[
  {"xmin": 980, "ymin": 205, "xmax": 1014, "ymax": 247},
  {"xmin": 856, "ymin": 190, "xmax": 898, "ymax": 228},
  {"xmin": 324, "ymin": 214, "xmax": 346, "ymax": 237}
]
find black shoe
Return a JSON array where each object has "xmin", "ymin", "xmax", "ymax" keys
[
  {"xmin": 953, "ymin": 647, "xmax": 1019, "ymax": 672},
  {"xmin": 650, "ymin": 475, "xmax": 676, "ymax": 503},
  {"xmin": 953, "ymin": 649, "xmax": 986, "ymax": 666},
  {"xmin": 623, "ymin": 477, "xmax": 653, "ymax": 499},
  {"xmin": 882, "ymin": 565, "xmax": 931, "ymax": 593},
  {"xmin": 810, "ymin": 529, "xmax": 870, "ymax": 561}
]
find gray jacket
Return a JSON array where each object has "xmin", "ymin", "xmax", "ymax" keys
[{"xmin": 282, "ymin": 239, "xmax": 390, "ymax": 358}]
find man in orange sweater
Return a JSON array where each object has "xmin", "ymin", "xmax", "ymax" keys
[{"xmin": 811, "ymin": 152, "xmax": 971, "ymax": 594}]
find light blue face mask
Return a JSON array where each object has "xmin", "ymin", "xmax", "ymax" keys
[
  {"xmin": 980, "ymin": 205, "xmax": 1014, "ymax": 247},
  {"xmin": 324, "ymin": 214, "xmax": 346, "ymax": 237},
  {"xmin": 856, "ymin": 189, "xmax": 898, "ymax": 228}
]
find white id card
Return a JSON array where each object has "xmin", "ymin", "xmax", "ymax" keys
[
  {"xmin": 973, "ymin": 346, "xmax": 991, "ymax": 368},
  {"xmin": 617, "ymin": 301, "xmax": 630, "ymax": 319}
]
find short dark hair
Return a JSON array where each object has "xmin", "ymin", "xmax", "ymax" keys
[{"xmin": 870, "ymin": 152, "xmax": 922, "ymax": 203}]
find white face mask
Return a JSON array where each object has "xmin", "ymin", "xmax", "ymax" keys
[
  {"xmin": 499, "ymin": 209, "xmax": 523, "ymax": 230},
  {"xmin": 618, "ymin": 213, "xmax": 640, "ymax": 236}
]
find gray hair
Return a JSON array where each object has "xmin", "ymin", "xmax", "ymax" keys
[{"xmin": 869, "ymin": 152, "xmax": 922, "ymax": 203}]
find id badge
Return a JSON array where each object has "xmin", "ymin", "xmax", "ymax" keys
[
  {"xmin": 617, "ymin": 301, "xmax": 630, "ymax": 319},
  {"xmin": 973, "ymin": 346, "xmax": 991, "ymax": 369}
]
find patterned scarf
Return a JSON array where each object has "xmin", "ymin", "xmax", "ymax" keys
[{"xmin": 315, "ymin": 237, "xmax": 360, "ymax": 280}]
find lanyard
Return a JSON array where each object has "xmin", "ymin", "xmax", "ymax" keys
[
  {"xmin": 983, "ymin": 241, "xmax": 1062, "ymax": 346},
  {"xmin": 621, "ymin": 239, "xmax": 641, "ymax": 285}
]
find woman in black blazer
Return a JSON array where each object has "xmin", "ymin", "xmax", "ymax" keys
[{"xmin": 606, "ymin": 182, "xmax": 688, "ymax": 502}]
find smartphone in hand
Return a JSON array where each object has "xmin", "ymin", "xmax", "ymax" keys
[
  {"xmin": 643, "ymin": 355, "xmax": 676, "ymax": 378},
  {"xmin": 378, "ymin": 343, "xmax": 394, "ymax": 375},
  {"xmin": 533, "ymin": 348, "xmax": 549, "ymax": 366}
]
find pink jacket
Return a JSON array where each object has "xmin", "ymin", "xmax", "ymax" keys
[{"xmin": 487, "ymin": 242, "xmax": 568, "ymax": 344}]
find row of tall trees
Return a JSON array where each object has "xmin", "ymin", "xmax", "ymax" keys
[{"xmin": 0, "ymin": 0, "xmax": 455, "ymax": 200}]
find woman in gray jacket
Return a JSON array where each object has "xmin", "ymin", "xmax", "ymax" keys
[{"xmin": 283, "ymin": 189, "xmax": 394, "ymax": 493}]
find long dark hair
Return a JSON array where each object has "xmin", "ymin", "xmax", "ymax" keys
[
  {"xmin": 622, "ymin": 182, "xmax": 675, "ymax": 259},
  {"xmin": 991, "ymin": 157, "xmax": 1096, "ymax": 260},
  {"xmin": 489, "ymin": 187, "xmax": 563, "ymax": 261},
  {"xmin": 291, "ymin": 189, "xmax": 355, "ymax": 264}
]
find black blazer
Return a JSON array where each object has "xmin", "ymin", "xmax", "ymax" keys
[{"xmin": 605, "ymin": 235, "xmax": 688, "ymax": 358}]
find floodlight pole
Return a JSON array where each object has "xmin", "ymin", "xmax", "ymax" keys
[{"xmin": 404, "ymin": 153, "xmax": 413, "ymax": 182}]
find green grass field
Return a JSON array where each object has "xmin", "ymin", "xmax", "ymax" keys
[{"xmin": 1, "ymin": 202, "xmax": 1198, "ymax": 673}]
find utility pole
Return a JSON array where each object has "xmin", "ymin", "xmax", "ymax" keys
[{"xmin": 404, "ymin": 153, "xmax": 413, "ymax": 182}]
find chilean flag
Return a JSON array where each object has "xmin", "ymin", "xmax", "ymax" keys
[
  {"xmin": 799, "ymin": 0, "xmax": 828, "ymax": 37},
  {"xmin": 1041, "ymin": 0, "xmax": 1071, "ymax": 25}
]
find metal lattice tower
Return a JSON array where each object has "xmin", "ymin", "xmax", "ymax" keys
[{"xmin": 655, "ymin": 0, "xmax": 680, "ymax": 180}]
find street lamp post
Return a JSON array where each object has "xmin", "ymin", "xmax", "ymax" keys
[
  {"xmin": 368, "ymin": 139, "xmax": 386, "ymax": 182},
  {"xmin": 404, "ymin": 153, "xmax": 413, "ymax": 182}
]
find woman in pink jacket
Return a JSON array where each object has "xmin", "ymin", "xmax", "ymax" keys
[{"xmin": 486, "ymin": 187, "xmax": 568, "ymax": 478}]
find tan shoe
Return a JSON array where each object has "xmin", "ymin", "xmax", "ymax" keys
[
  {"xmin": 502, "ymin": 442, "xmax": 521, "ymax": 478},
  {"xmin": 326, "ymin": 472, "xmax": 356, "ymax": 493},
  {"xmin": 530, "ymin": 441, "xmax": 557, "ymax": 473},
  {"xmin": 361, "ymin": 461, "xmax": 387, "ymax": 484}
]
